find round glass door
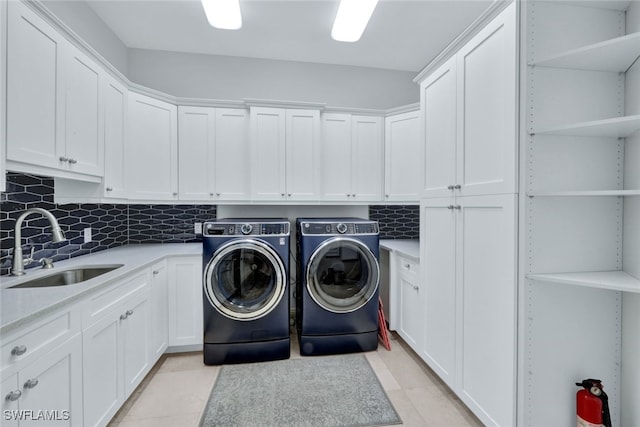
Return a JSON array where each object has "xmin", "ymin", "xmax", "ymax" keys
[
  {"xmin": 204, "ymin": 239, "xmax": 286, "ymax": 320},
  {"xmin": 306, "ymin": 237, "xmax": 379, "ymax": 313}
]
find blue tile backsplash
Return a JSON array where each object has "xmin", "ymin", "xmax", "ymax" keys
[{"xmin": 1, "ymin": 172, "xmax": 416, "ymax": 275}]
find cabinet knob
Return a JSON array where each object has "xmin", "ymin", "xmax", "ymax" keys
[
  {"xmin": 209, "ymin": 193, "xmax": 214, "ymax": 197},
  {"xmin": 346, "ymin": 194, "xmax": 351, "ymax": 197},
  {"xmin": 404, "ymin": 263, "xmax": 411, "ymax": 269},
  {"xmin": 68, "ymin": 158, "xmax": 77, "ymax": 164},
  {"xmin": 120, "ymin": 313, "xmax": 128, "ymax": 321},
  {"xmin": 24, "ymin": 379, "xmax": 39, "ymax": 389},
  {"xmin": 454, "ymin": 205, "xmax": 461, "ymax": 210},
  {"xmin": 281, "ymin": 193, "xmax": 285, "ymax": 197},
  {"xmin": 172, "ymin": 192, "xmax": 178, "ymax": 196},
  {"xmin": 412, "ymin": 285, "xmax": 419, "ymax": 291},
  {"xmin": 216, "ymin": 193, "xmax": 221, "ymax": 197},
  {"xmin": 5, "ymin": 390, "xmax": 21, "ymax": 402},
  {"xmin": 59, "ymin": 156, "xmax": 69, "ymax": 163},
  {"xmin": 453, "ymin": 184, "xmax": 461, "ymax": 190},
  {"xmin": 447, "ymin": 205, "xmax": 455, "ymax": 210},
  {"xmin": 385, "ymin": 194, "xmax": 389, "ymax": 198},
  {"xmin": 153, "ymin": 270, "xmax": 159, "ymax": 275},
  {"xmin": 287, "ymin": 193, "xmax": 292, "ymax": 197},
  {"xmin": 126, "ymin": 309, "xmax": 134, "ymax": 316},
  {"xmin": 447, "ymin": 185, "xmax": 455, "ymax": 190},
  {"xmin": 106, "ymin": 187, "xmax": 113, "ymax": 192},
  {"xmin": 352, "ymin": 194, "xmax": 356, "ymax": 197},
  {"xmin": 11, "ymin": 345, "xmax": 27, "ymax": 356}
]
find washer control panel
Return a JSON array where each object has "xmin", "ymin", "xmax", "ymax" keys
[
  {"xmin": 300, "ymin": 220, "xmax": 379, "ymax": 236},
  {"xmin": 204, "ymin": 220, "xmax": 290, "ymax": 236}
]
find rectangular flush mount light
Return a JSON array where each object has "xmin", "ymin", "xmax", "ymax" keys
[
  {"xmin": 201, "ymin": 0, "xmax": 242, "ymax": 30},
  {"xmin": 331, "ymin": 0, "xmax": 379, "ymax": 42}
]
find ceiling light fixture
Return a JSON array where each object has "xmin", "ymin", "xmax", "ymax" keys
[
  {"xmin": 201, "ymin": 0, "xmax": 242, "ymax": 30},
  {"xmin": 331, "ymin": 0, "xmax": 379, "ymax": 43}
]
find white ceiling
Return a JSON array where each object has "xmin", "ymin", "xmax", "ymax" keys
[{"xmin": 86, "ymin": 0, "xmax": 495, "ymax": 72}]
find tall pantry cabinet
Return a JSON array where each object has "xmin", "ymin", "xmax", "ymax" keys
[
  {"xmin": 520, "ymin": 1, "xmax": 640, "ymax": 426},
  {"xmin": 418, "ymin": 3, "xmax": 518, "ymax": 426}
]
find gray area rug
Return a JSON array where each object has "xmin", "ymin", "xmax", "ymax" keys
[{"xmin": 200, "ymin": 354, "xmax": 402, "ymax": 427}]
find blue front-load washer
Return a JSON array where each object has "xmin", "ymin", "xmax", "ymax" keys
[
  {"xmin": 202, "ymin": 218, "xmax": 290, "ymax": 365},
  {"xmin": 296, "ymin": 218, "xmax": 380, "ymax": 356}
]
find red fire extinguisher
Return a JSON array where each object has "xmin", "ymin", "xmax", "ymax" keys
[{"xmin": 576, "ymin": 379, "xmax": 612, "ymax": 427}]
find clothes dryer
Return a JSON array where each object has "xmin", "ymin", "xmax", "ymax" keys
[
  {"xmin": 203, "ymin": 219, "xmax": 290, "ymax": 364},
  {"xmin": 296, "ymin": 218, "xmax": 380, "ymax": 356}
]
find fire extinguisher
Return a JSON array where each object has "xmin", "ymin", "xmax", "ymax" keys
[{"xmin": 576, "ymin": 379, "xmax": 612, "ymax": 427}]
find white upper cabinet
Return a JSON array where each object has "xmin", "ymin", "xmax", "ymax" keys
[
  {"xmin": 420, "ymin": 3, "xmax": 516, "ymax": 198},
  {"xmin": 178, "ymin": 106, "xmax": 250, "ymax": 201},
  {"xmin": 6, "ymin": 1, "xmax": 103, "ymax": 180},
  {"xmin": 250, "ymin": 107, "xmax": 320, "ymax": 201},
  {"xmin": 126, "ymin": 92, "xmax": 178, "ymax": 201},
  {"xmin": 384, "ymin": 110, "xmax": 422, "ymax": 202},
  {"xmin": 321, "ymin": 113, "xmax": 384, "ymax": 202},
  {"xmin": 102, "ymin": 75, "xmax": 128, "ymax": 199}
]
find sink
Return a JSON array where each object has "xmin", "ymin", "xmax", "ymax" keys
[{"xmin": 9, "ymin": 265, "xmax": 124, "ymax": 289}]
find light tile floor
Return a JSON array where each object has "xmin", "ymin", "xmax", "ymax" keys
[{"xmin": 108, "ymin": 332, "xmax": 482, "ymax": 427}]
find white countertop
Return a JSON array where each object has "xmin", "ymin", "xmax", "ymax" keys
[
  {"xmin": 1, "ymin": 244, "xmax": 202, "ymax": 334},
  {"xmin": 380, "ymin": 239, "xmax": 420, "ymax": 259}
]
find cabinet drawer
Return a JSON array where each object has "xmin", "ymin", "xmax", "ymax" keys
[
  {"xmin": 398, "ymin": 255, "xmax": 419, "ymax": 279},
  {"xmin": 83, "ymin": 270, "xmax": 149, "ymax": 326},
  {"xmin": 1, "ymin": 307, "xmax": 80, "ymax": 376}
]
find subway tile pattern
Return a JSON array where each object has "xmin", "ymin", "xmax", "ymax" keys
[
  {"xmin": 369, "ymin": 205, "xmax": 419, "ymax": 239},
  {"xmin": 128, "ymin": 204, "xmax": 216, "ymax": 244},
  {"xmin": 0, "ymin": 172, "xmax": 128, "ymax": 275}
]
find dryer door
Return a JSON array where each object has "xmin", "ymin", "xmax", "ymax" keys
[
  {"xmin": 204, "ymin": 239, "xmax": 286, "ymax": 320},
  {"xmin": 306, "ymin": 237, "xmax": 379, "ymax": 313}
]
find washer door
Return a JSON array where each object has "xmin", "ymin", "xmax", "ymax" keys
[
  {"xmin": 306, "ymin": 237, "xmax": 379, "ymax": 313},
  {"xmin": 204, "ymin": 239, "xmax": 286, "ymax": 321}
]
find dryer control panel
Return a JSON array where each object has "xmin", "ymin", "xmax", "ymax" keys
[
  {"xmin": 203, "ymin": 220, "xmax": 290, "ymax": 236},
  {"xmin": 299, "ymin": 220, "xmax": 379, "ymax": 236}
]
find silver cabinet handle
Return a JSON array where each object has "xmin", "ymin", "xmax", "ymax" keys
[
  {"xmin": 126, "ymin": 309, "xmax": 134, "ymax": 316},
  {"xmin": 120, "ymin": 314, "xmax": 127, "ymax": 320},
  {"xmin": 68, "ymin": 158, "xmax": 77, "ymax": 164},
  {"xmin": 346, "ymin": 194, "xmax": 351, "ymax": 197},
  {"xmin": 453, "ymin": 184, "xmax": 461, "ymax": 189},
  {"xmin": 281, "ymin": 193, "xmax": 285, "ymax": 197},
  {"xmin": 352, "ymin": 194, "xmax": 356, "ymax": 197},
  {"xmin": 11, "ymin": 345, "xmax": 27, "ymax": 356},
  {"xmin": 412, "ymin": 285, "xmax": 419, "ymax": 291},
  {"xmin": 209, "ymin": 193, "xmax": 214, "ymax": 197},
  {"xmin": 24, "ymin": 379, "xmax": 39, "ymax": 389},
  {"xmin": 216, "ymin": 193, "xmax": 221, "ymax": 197},
  {"xmin": 404, "ymin": 263, "xmax": 411, "ymax": 269},
  {"xmin": 106, "ymin": 187, "xmax": 113, "ymax": 192},
  {"xmin": 5, "ymin": 390, "xmax": 21, "ymax": 402},
  {"xmin": 59, "ymin": 156, "xmax": 69, "ymax": 162},
  {"xmin": 152, "ymin": 270, "xmax": 159, "ymax": 275},
  {"xmin": 172, "ymin": 192, "xmax": 178, "ymax": 196},
  {"xmin": 287, "ymin": 193, "xmax": 292, "ymax": 197},
  {"xmin": 447, "ymin": 185, "xmax": 455, "ymax": 190},
  {"xmin": 447, "ymin": 205, "xmax": 455, "ymax": 210},
  {"xmin": 454, "ymin": 205, "xmax": 461, "ymax": 210}
]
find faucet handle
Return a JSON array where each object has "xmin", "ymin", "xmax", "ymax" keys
[{"xmin": 23, "ymin": 247, "xmax": 35, "ymax": 266}]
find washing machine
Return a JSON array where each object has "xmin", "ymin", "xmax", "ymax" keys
[
  {"xmin": 296, "ymin": 218, "xmax": 380, "ymax": 356},
  {"xmin": 202, "ymin": 218, "xmax": 290, "ymax": 365}
]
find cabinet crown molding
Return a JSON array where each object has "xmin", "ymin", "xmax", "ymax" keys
[{"xmin": 244, "ymin": 98, "xmax": 327, "ymax": 110}]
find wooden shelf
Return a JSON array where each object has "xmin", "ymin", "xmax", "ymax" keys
[
  {"xmin": 527, "ymin": 270, "xmax": 640, "ymax": 293},
  {"xmin": 530, "ymin": 32, "xmax": 640, "ymax": 72},
  {"xmin": 533, "ymin": 115, "xmax": 640, "ymax": 138},
  {"xmin": 527, "ymin": 190, "xmax": 640, "ymax": 197}
]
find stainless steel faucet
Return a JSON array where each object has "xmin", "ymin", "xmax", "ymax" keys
[{"xmin": 11, "ymin": 208, "xmax": 66, "ymax": 276}]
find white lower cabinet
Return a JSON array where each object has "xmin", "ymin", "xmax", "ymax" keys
[
  {"xmin": 149, "ymin": 260, "xmax": 169, "ymax": 360},
  {"xmin": 168, "ymin": 256, "xmax": 203, "ymax": 348},
  {"xmin": 420, "ymin": 194, "xmax": 517, "ymax": 427},
  {"xmin": 82, "ymin": 272, "xmax": 150, "ymax": 427},
  {"xmin": 396, "ymin": 255, "xmax": 422, "ymax": 350}
]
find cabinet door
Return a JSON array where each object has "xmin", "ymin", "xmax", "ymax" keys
[
  {"xmin": 103, "ymin": 76, "xmax": 127, "ymax": 198},
  {"xmin": 19, "ymin": 334, "xmax": 83, "ymax": 427},
  {"xmin": 178, "ymin": 106, "xmax": 215, "ymax": 200},
  {"xmin": 121, "ymin": 286, "xmax": 151, "ymax": 396},
  {"xmin": 351, "ymin": 115, "xmax": 383, "ymax": 201},
  {"xmin": 286, "ymin": 109, "xmax": 320, "ymax": 200},
  {"xmin": 1, "ymin": 375, "xmax": 19, "ymax": 427},
  {"xmin": 126, "ymin": 93, "xmax": 178, "ymax": 200},
  {"xmin": 214, "ymin": 109, "xmax": 250, "ymax": 200},
  {"xmin": 397, "ymin": 257, "xmax": 422, "ymax": 351},
  {"xmin": 64, "ymin": 48, "xmax": 102, "ymax": 176},
  {"xmin": 1, "ymin": 0, "xmax": 6, "ymax": 192},
  {"xmin": 420, "ymin": 198, "xmax": 457, "ymax": 388},
  {"xmin": 457, "ymin": 3, "xmax": 516, "ymax": 197},
  {"xmin": 422, "ymin": 57, "xmax": 457, "ymax": 198},
  {"xmin": 6, "ymin": 1, "xmax": 65, "ymax": 168},
  {"xmin": 250, "ymin": 107, "xmax": 286, "ymax": 200},
  {"xmin": 384, "ymin": 110, "xmax": 421, "ymax": 202},
  {"xmin": 168, "ymin": 257, "xmax": 203, "ymax": 347},
  {"xmin": 150, "ymin": 262, "xmax": 169, "ymax": 360},
  {"xmin": 321, "ymin": 113, "xmax": 352, "ymax": 201},
  {"xmin": 458, "ymin": 194, "xmax": 517, "ymax": 427},
  {"xmin": 82, "ymin": 312, "xmax": 122, "ymax": 427}
]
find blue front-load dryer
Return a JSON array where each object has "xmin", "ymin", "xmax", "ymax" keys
[
  {"xmin": 296, "ymin": 218, "xmax": 380, "ymax": 356},
  {"xmin": 202, "ymin": 218, "xmax": 290, "ymax": 365}
]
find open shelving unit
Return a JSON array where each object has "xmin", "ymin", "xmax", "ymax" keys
[{"xmin": 521, "ymin": 1, "xmax": 640, "ymax": 426}]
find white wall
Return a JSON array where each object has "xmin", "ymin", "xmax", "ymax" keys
[
  {"xmin": 127, "ymin": 48, "xmax": 419, "ymax": 109},
  {"xmin": 43, "ymin": 0, "xmax": 128, "ymax": 75}
]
